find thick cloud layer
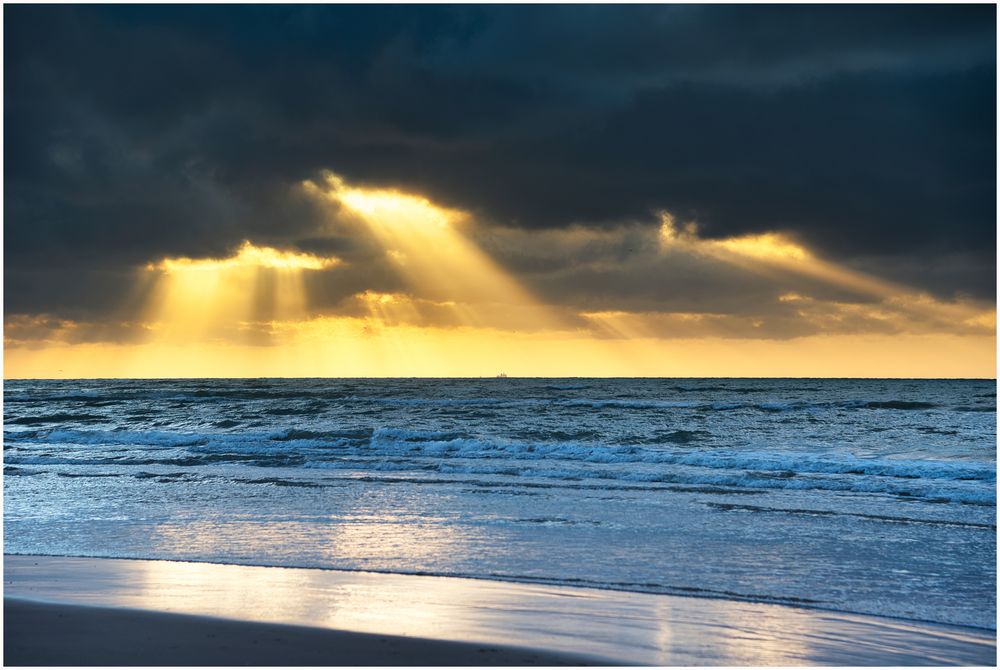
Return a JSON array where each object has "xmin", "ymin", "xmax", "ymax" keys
[{"xmin": 5, "ymin": 4, "xmax": 996, "ymax": 322}]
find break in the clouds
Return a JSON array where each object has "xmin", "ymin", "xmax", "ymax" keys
[{"xmin": 3, "ymin": 4, "xmax": 996, "ymax": 376}]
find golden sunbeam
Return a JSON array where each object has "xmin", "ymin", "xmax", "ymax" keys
[
  {"xmin": 658, "ymin": 213, "xmax": 996, "ymax": 331},
  {"xmin": 302, "ymin": 172, "xmax": 560, "ymax": 332},
  {"xmin": 5, "ymin": 185, "xmax": 993, "ymax": 379},
  {"xmin": 139, "ymin": 241, "xmax": 340, "ymax": 345}
]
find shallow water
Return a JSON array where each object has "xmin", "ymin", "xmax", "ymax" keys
[{"xmin": 4, "ymin": 378, "xmax": 996, "ymax": 628}]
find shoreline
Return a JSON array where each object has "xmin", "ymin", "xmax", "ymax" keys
[
  {"xmin": 6, "ymin": 551, "xmax": 995, "ymax": 634},
  {"xmin": 5, "ymin": 554, "xmax": 996, "ymax": 666}
]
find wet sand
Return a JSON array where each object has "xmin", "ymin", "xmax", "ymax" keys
[
  {"xmin": 4, "ymin": 598, "xmax": 596, "ymax": 666},
  {"xmin": 4, "ymin": 555, "xmax": 996, "ymax": 666}
]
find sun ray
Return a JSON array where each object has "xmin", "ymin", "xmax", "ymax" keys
[
  {"xmin": 301, "ymin": 172, "xmax": 561, "ymax": 332},
  {"xmin": 658, "ymin": 213, "xmax": 995, "ymax": 331},
  {"xmin": 139, "ymin": 241, "xmax": 340, "ymax": 346},
  {"xmin": 6, "ymin": 186, "xmax": 993, "ymax": 379}
]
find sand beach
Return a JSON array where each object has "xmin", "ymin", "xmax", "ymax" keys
[{"xmin": 4, "ymin": 555, "xmax": 995, "ymax": 666}]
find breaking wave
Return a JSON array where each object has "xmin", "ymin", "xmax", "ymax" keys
[{"xmin": 6, "ymin": 425, "xmax": 994, "ymax": 505}]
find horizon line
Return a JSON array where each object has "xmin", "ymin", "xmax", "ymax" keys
[{"xmin": 3, "ymin": 375, "xmax": 996, "ymax": 382}]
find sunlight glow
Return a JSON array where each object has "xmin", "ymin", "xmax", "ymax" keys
[
  {"xmin": 660, "ymin": 215, "xmax": 812, "ymax": 262},
  {"xmin": 149, "ymin": 242, "xmax": 341, "ymax": 273},
  {"xmin": 6, "ymin": 330, "xmax": 993, "ymax": 379},
  {"xmin": 139, "ymin": 241, "xmax": 340, "ymax": 344},
  {"xmin": 713, "ymin": 232, "xmax": 811, "ymax": 261},
  {"xmin": 658, "ymin": 212, "xmax": 995, "ymax": 333},
  {"xmin": 301, "ymin": 172, "xmax": 560, "ymax": 331},
  {"xmin": 4, "ymin": 184, "xmax": 994, "ymax": 379}
]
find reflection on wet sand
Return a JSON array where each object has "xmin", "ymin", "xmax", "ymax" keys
[
  {"xmin": 5, "ymin": 556, "xmax": 994, "ymax": 665},
  {"xmin": 145, "ymin": 511, "xmax": 479, "ymax": 573}
]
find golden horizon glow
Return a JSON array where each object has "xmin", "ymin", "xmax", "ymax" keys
[{"xmin": 4, "ymin": 327, "xmax": 994, "ymax": 379}]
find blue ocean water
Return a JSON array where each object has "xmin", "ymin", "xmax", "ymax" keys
[{"xmin": 3, "ymin": 378, "xmax": 996, "ymax": 628}]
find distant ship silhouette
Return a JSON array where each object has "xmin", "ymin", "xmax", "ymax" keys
[{"xmin": 496, "ymin": 372, "xmax": 508, "ymax": 378}]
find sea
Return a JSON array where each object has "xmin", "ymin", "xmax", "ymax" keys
[{"xmin": 3, "ymin": 378, "xmax": 996, "ymax": 630}]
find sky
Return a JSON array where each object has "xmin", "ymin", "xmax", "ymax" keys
[{"xmin": 3, "ymin": 4, "xmax": 996, "ymax": 378}]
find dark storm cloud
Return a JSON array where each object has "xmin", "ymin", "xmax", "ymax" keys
[{"xmin": 4, "ymin": 3, "xmax": 996, "ymax": 320}]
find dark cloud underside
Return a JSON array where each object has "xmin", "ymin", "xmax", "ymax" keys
[{"xmin": 4, "ymin": 4, "xmax": 996, "ymax": 320}]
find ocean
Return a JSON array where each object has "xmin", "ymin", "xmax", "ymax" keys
[{"xmin": 3, "ymin": 378, "xmax": 995, "ymax": 630}]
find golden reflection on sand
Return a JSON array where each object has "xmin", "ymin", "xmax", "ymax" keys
[
  {"xmin": 6, "ymin": 556, "xmax": 993, "ymax": 665},
  {"xmin": 127, "ymin": 555, "xmax": 506, "ymax": 642}
]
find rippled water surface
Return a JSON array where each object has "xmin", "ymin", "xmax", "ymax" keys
[{"xmin": 4, "ymin": 378, "xmax": 996, "ymax": 628}]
